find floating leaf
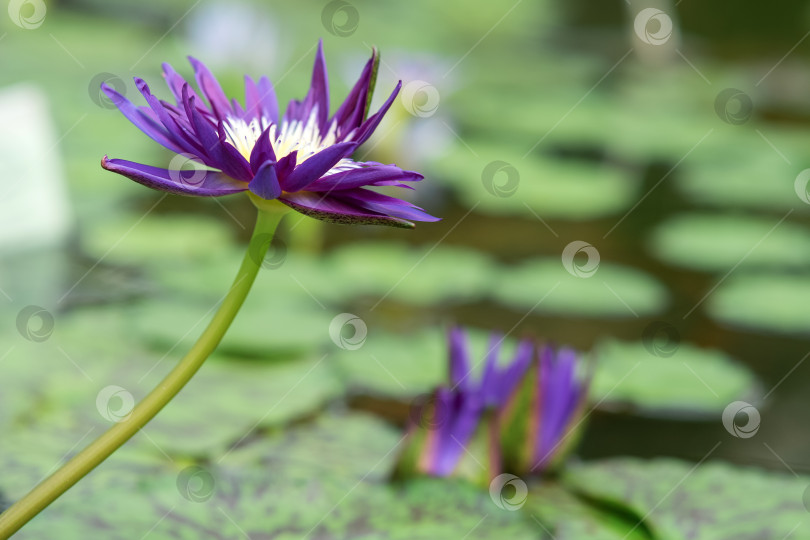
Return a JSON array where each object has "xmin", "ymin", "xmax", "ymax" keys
[
  {"xmin": 592, "ymin": 340, "xmax": 758, "ymax": 417},
  {"xmin": 493, "ymin": 258, "xmax": 668, "ymax": 317},
  {"xmin": 648, "ymin": 214, "xmax": 810, "ymax": 271},
  {"xmin": 565, "ymin": 458, "xmax": 810, "ymax": 540},
  {"xmin": 707, "ymin": 272, "xmax": 810, "ymax": 335}
]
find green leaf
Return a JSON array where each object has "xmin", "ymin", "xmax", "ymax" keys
[
  {"xmin": 493, "ymin": 258, "xmax": 668, "ymax": 317},
  {"xmin": 592, "ymin": 340, "xmax": 758, "ymax": 417},
  {"xmin": 648, "ymin": 214, "xmax": 810, "ymax": 271},
  {"xmin": 527, "ymin": 481, "xmax": 651, "ymax": 540},
  {"xmin": 431, "ymin": 142, "xmax": 640, "ymax": 220},
  {"xmin": 564, "ymin": 458, "xmax": 810, "ymax": 540},
  {"xmin": 11, "ymin": 415, "xmax": 539, "ymax": 539},
  {"xmin": 707, "ymin": 272, "xmax": 810, "ymax": 335}
]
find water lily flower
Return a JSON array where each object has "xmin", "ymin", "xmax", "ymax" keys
[
  {"xmin": 101, "ymin": 41, "xmax": 439, "ymax": 228},
  {"xmin": 397, "ymin": 328, "xmax": 590, "ymax": 484},
  {"xmin": 501, "ymin": 343, "xmax": 590, "ymax": 476}
]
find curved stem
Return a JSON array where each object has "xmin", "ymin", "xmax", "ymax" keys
[{"xmin": 0, "ymin": 208, "xmax": 286, "ymax": 539}]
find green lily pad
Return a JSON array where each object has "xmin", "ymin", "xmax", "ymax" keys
[
  {"xmin": 565, "ymin": 458, "xmax": 810, "ymax": 540},
  {"xmin": 81, "ymin": 214, "xmax": 236, "ymax": 266},
  {"xmin": 707, "ymin": 272, "xmax": 810, "ymax": 335},
  {"xmin": 493, "ymin": 257, "xmax": 668, "ymax": 317},
  {"xmin": 677, "ymin": 128, "xmax": 810, "ymax": 212},
  {"xmin": 143, "ymin": 354, "xmax": 344, "ymax": 456},
  {"xmin": 326, "ymin": 242, "xmax": 497, "ymax": 305},
  {"xmin": 11, "ymin": 414, "xmax": 539, "ymax": 539},
  {"xmin": 430, "ymin": 141, "xmax": 640, "ymax": 220},
  {"xmin": 527, "ymin": 482, "xmax": 650, "ymax": 540},
  {"xmin": 648, "ymin": 214, "xmax": 810, "ymax": 271},
  {"xmin": 592, "ymin": 340, "xmax": 758, "ymax": 417},
  {"xmin": 128, "ymin": 292, "xmax": 334, "ymax": 358}
]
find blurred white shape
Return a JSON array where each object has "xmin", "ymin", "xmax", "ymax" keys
[
  {"xmin": 185, "ymin": 2, "xmax": 284, "ymax": 74},
  {"xmin": 0, "ymin": 83, "xmax": 72, "ymax": 252}
]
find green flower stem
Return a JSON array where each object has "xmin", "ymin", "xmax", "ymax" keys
[{"xmin": 0, "ymin": 208, "xmax": 287, "ymax": 539}]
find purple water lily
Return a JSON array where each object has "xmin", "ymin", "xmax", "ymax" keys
[
  {"xmin": 101, "ymin": 41, "xmax": 439, "ymax": 228},
  {"xmin": 528, "ymin": 344, "xmax": 589, "ymax": 473},
  {"xmin": 417, "ymin": 327, "xmax": 533, "ymax": 477},
  {"xmin": 400, "ymin": 328, "xmax": 590, "ymax": 482}
]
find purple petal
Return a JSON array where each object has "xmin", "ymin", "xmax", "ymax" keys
[
  {"xmin": 306, "ymin": 164, "xmax": 422, "ymax": 192},
  {"xmin": 338, "ymin": 189, "xmax": 441, "ymax": 223},
  {"xmin": 102, "ymin": 82, "xmax": 186, "ymax": 155},
  {"xmin": 333, "ymin": 48, "xmax": 377, "ymax": 140},
  {"xmin": 448, "ymin": 327, "xmax": 471, "ymax": 389},
  {"xmin": 278, "ymin": 191, "xmax": 414, "ymax": 228},
  {"xmin": 248, "ymin": 161, "xmax": 282, "ymax": 200},
  {"xmin": 480, "ymin": 334, "xmax": 502, "ymax": 405},
  {"xmin": 249, "ymin": 126, "xmax": 276, "ymax": 173},
  {"xmin": 301, "ymin": 40, "xmax": 329, "ymax": 131},
  {"xmin": 281, "ymin": 141, "xmax": 356, "ymax": 192},
  {"xmin": 244, "ymin": 75, "xmax": 279, "ymax": 123},
  {"xmin": 102, "ymin": 156, "xmax": 246, "ymax": 196},
  {"xmin": 162, "ymin": 63, "xmax": 205, "ymax": 111},
  {"xmin": 495, "ymin": 339, "xmax": 533, "ymax": 404},
  {"xmin": 276, "ymin": 151, "xmax": 298, "ymax": 180},
  {"xmin": 351, "ymin": 81, "xmax": 401, "ymax": 146},
  {"xmin": 188, "ymin": 56, "xmax": 232, "ymax": 119}
]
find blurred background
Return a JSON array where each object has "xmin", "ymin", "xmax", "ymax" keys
[{"xmin": 2, "ymin": 0, "xmax": 810, "ymax": 536}]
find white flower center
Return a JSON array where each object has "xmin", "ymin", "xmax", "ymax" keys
[{"xmin": 222, "ymin": 107, "xmax": 356, "ymax": 176}]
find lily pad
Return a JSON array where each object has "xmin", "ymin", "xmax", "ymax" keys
[
  {"xmin": 12, "ymin": 414, "xmax": 539, "ymax": 540},
  {"xmin": 648, "ymin": 214, "xmax": 810, "ymax": 271},
  {"xmin": 326, "ymin": 242, "xmax": 497, "ymax": 305},
  {"xmin": 565, "ymin": 458, "xmax": 810, "ymax": 540},
  {"xmin": 431, "ymin": 141, "xmax": 640, "ymax": 220},
  {"xmin": 677, "ymin": 128, "xmax": 810, "ymax": 213},
  {"xmin": 493, "ymin": 257, "xmax": 668, "ymax": 317},
  {"xmin": 592, "ymin": 340, "xmax": 759, "ymax": 417},
  {"xmin": 128, "ymin": 293, "xmax": 334, "ymax": 358},
  {"xmin": 707, "ymin": 272, "xmax": 810, "ymax": 335}
]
